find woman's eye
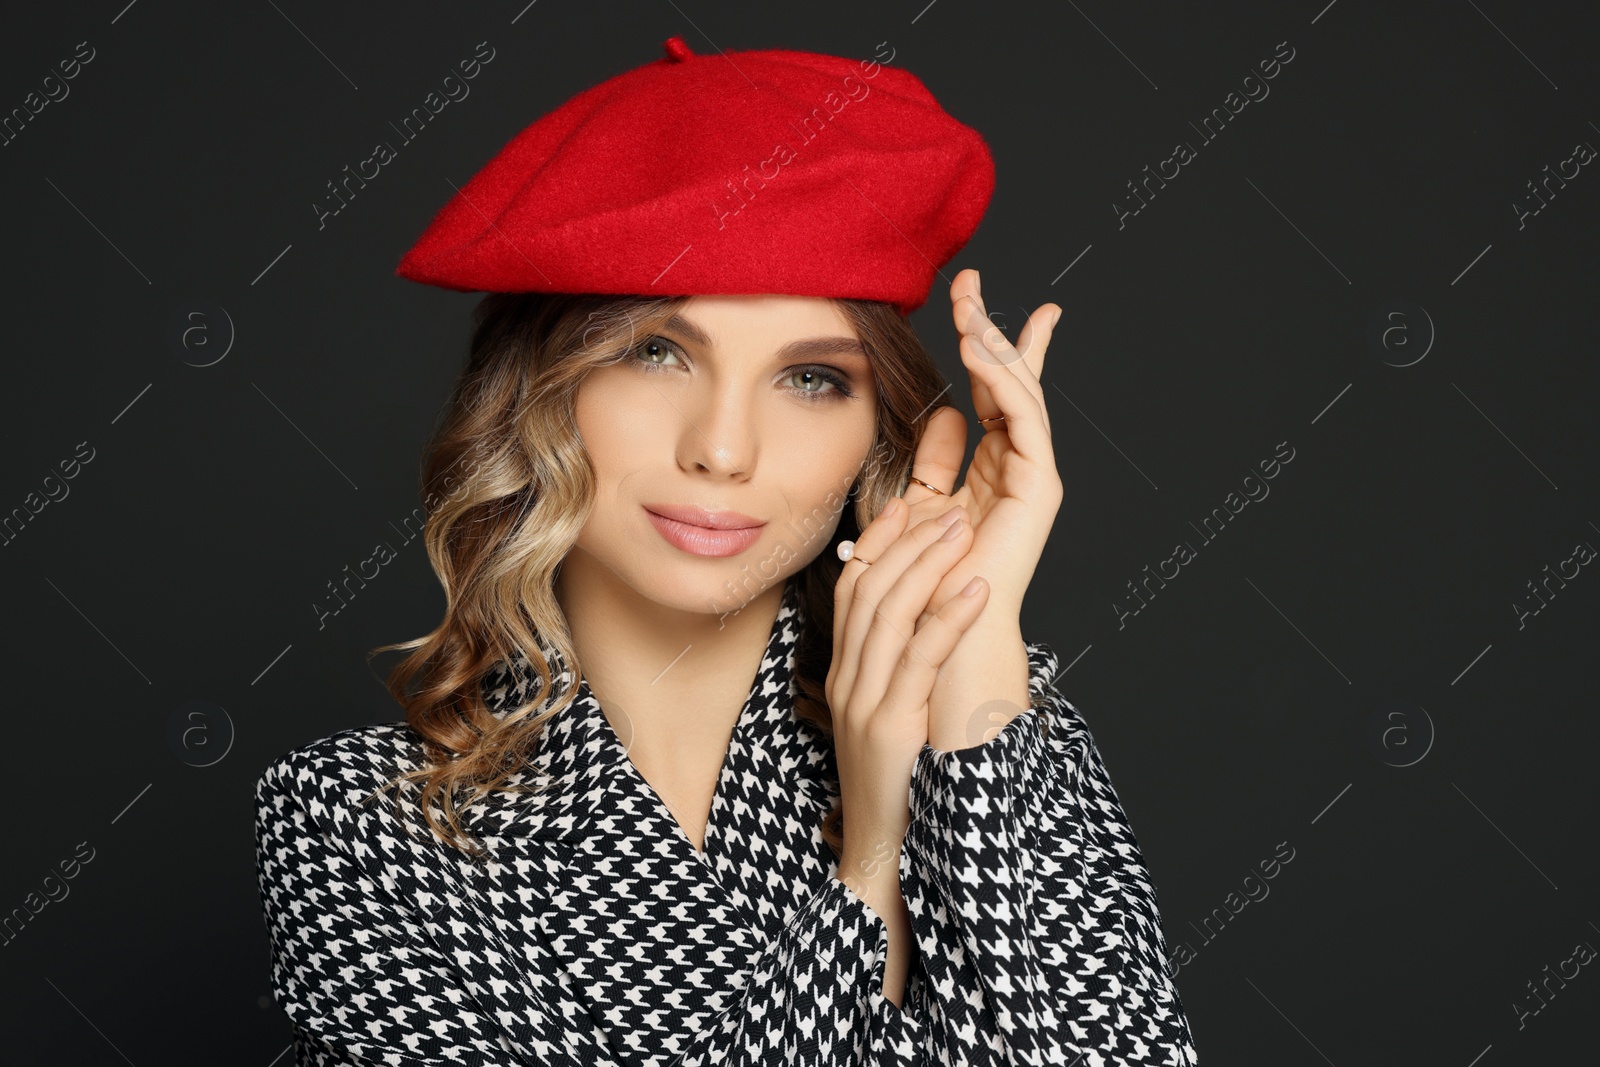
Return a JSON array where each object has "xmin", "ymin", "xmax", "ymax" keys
[
  {"xmin": 782, "ymin": 367, "xmax": 855, "ymax": 401},
  {"xmin": 629, "ymin": 338, "xmax": 855, "ymax": 402},
  {"xmin": 631, "ymin": 338, "xmax": 684, "ymax": 367}
]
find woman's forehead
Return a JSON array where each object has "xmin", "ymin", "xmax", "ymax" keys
[{"xmin": 670, "ymin": 295, "xmax": 857, "ymax": 345}]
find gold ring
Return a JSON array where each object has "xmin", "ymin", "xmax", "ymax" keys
[
  {"xmin": 907, "ymin": 475, "xmax": 946, "ymax": 495},
  {"xmin": 836, "ymin": 540, "xmax": 874, "ymax": 566}
]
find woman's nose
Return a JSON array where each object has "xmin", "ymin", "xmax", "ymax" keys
[{"xmin": 679, "ymin": 391, "xmax": 757, "ymax": 477}]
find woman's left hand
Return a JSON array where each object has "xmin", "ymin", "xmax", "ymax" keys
[
  {"xmin": 885, "ymin": 268, "xmax": 1063, "ymax": 749},
  {"xmin": 901, "ymin": 267, "xmax": 1064, "ymax": 623}
]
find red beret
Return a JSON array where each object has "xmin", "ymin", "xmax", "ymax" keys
[{"xmin": 394, "ymin": 36, "xmax": 994, "ymax": 316}]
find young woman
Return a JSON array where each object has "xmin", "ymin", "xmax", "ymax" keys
[{"xmin": 254, "ymin": 37, "xmax": 1198, "ymax": 1067}]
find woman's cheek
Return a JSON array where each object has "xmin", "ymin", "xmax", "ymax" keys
[
  {"xmin": 778, "ymin": 427, "xmax": 871, "ymax": 520},
  {"xmin": 576, "ymin": 376, "xmax": 663, "ymax": 468}
]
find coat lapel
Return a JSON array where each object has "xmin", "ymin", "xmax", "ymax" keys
[
  {"xmin": 443, "ymin": 634, "xmax": 635, "ymax": 1066},
  {"xmin": 389, "ymin": 578, "xmax": 826, "ymax": 1066},
  {"xmin": 336, "ymin": 743, "xmax": 623, "ymax": 1066}
]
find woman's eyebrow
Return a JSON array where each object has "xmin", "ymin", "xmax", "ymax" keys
[
  {"xmin": 660, "ymin": 313, "xmax": 714, "ymax": 347},
  {"xmin": 660, "ymin": 313, "xmax": 867, "ymax": 362},
  {"xmin": 774, "ymin": 336, "xmax": 868, "ymax": 362}
]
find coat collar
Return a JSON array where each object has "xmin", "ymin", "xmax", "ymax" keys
[
  {"xmin": 370, "ymin": 576, "xmax": 824, "ymax": 1066},
  {"xmin": 462, "ymin": 576, "xmax": 808, "ymax": 843}
]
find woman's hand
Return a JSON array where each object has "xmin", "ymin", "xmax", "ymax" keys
[
  {"xmin": 880, "ymin": 268, "xmax": 1065, "ymax": 749},
  {"xmin": 826, "ymin": 495, "xmax": 992, "ymax": 886},
  {"xmin": 900, "ymin": 267, "xmax": 1064, "ymax": 620}
]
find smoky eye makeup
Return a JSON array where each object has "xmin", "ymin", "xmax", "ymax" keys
[
  {"xmin": 627, "ymin": 334, "xmax": 861, "ymax": 402},
  {"xmin": 778, "ymin": 364, "xmax": 857, "ymax": 401}
]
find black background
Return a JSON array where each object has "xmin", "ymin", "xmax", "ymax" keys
[{"xmin": 2, "ymin": 1, "xmax": 1596, "ymax": 1064}]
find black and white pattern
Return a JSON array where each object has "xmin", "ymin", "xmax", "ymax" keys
[{"xmin": 255, "ymin": 576, "xmax": 1199, "ymax": 1065}]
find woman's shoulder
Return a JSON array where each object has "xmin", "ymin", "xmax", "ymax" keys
[{"xmin": 253, "ymin": 719, "xmax": 429, "ymax": 831}]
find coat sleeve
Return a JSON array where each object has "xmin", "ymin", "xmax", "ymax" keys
[
  {"xmin": 899, "ymin": 641, "xmax": 1200, "ymax": 1066},
  {"xmin": 254, "ymin": 756, "xmax": 528, "ymax": 1067}
]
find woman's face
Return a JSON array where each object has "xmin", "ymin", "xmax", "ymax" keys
[{"xmin": 568, "ymin": 294, "xmax": 877, "ymax": 617}]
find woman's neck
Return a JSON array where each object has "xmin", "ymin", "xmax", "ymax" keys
[
  {"xmin": 552, "ymin": 551, "xmax": 788, "ymax": 734},
  {"xmin": 552, "ymin": 552, "xmax": 791, "ymax": 850}
]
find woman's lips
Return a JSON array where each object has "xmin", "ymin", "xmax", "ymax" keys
[{"xmin": 643, "ymin": 507, "xmax": 765, "ymax": 557}]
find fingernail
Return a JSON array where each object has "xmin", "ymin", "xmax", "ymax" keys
[
  {"xmin": 938, "ymin": 506, "xmax": 962, "ymax": 526},
  {"xmin": 940, "ymin": 518, "xmax": 963, "ymax": 541},
  {"xmin": 1050, "ymin": 308, "xmax": 1062, "ymax": 329},
  {"xmin": 974, "ymin": 271, "xmax": 982, "ymax": 297},
  {"xmin": 961, "ymin": 576, "xmax": 984, "ymax": 596},
  {"xmin": 884, "ymin": 497, "xmax": 902, "ymax": 518}
]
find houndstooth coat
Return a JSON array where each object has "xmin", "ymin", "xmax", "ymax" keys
[{"xmin": 254, "ymin": 577, "xmax": 1199, "ymax": 1065}]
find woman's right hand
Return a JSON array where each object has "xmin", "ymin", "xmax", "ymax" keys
[{"xmin": 826, "ymin": 495, "xmax": 992, "ymax": 892}]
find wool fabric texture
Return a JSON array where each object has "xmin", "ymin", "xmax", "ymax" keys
[{"xmin": 394, "ymin": 36, "xmax": 995, "ymax": 315}]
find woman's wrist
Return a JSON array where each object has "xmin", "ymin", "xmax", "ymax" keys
[
  {"xmin": 837, "ymin": 829, "xmax": 905, "ymax": 906},
  {"xmin": 925, "ymin": 613, "xmax": 1031, "ymax": 752}
]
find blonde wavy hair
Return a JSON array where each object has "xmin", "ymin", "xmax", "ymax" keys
[{"xmin": 370, "ymin": 291, "xmax": 949, "ymax": 861}]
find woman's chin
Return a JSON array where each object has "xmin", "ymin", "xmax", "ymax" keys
[{"xmin": 623, "ymin": 565, "xmax": 789, "ymax": 621}]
